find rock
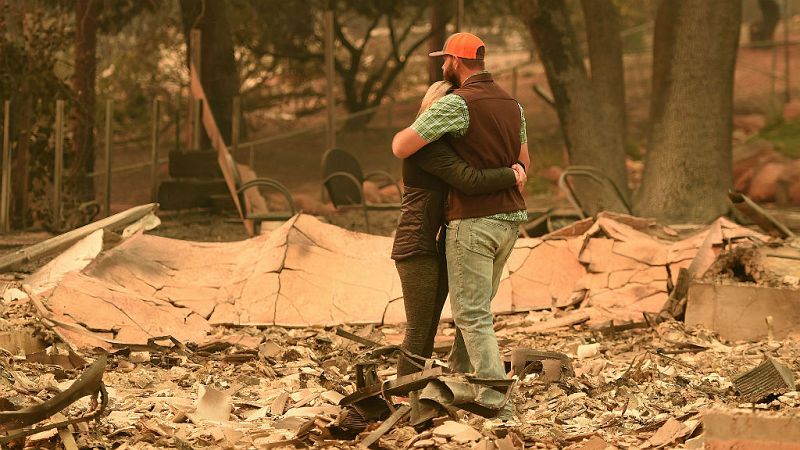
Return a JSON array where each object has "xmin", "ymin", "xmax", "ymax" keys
[
  {"xmin": 362, "ymin": 181, "xmax": 382, "ymax": 204},
  {"xmin": 748, "ymin": 162, "xmax": 787, "ymax": 202},
  {"xmin": 414, "ymin": 438, "xmax": 436, "ymax": 448},
  {"xmin": 577, "ymin": 343, "xmax": 600, "ymax": 359},
  {"xmin": 573, "ymin": 435, "xmax": 614, "ymax": 450},
  {"xmin": 732, "ymin": 140, "xmax": 778, "ymax": 192},
  {"xmin": 258, "ymin": 341, "xmax": 283, "ymax": 359},
  {"xmin": 129, "ymin": 352, "xmax": 150, "ymax": 363},
  {"xmin": 433, "ymin": 421, "xmax": 481, "ymax": 441},
  {"xmin": 645, "ymin": 417, "xmax": 691, "ymax": 448},
  {"xmin": 292, "ymin": 193, "xmax": 335, "ymax": 215},
  {"xmin": 1, "ymin": 287, "xmax": 26, "ymax": 302}
]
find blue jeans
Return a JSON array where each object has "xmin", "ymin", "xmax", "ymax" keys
[{"xmin": 445, "ymin": 217, "xmax": 518, "ymax": 410}]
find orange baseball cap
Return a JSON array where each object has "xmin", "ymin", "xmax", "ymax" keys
[{"xmin": 429, "ymin": 32, "xmax": 486, "ymax": 60}]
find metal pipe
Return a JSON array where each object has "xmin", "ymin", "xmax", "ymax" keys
[
  {"xmin": 103, "ymin": 99, "xmax": 113, "ymax": 217},
  {"xmin": 54, "ymin": 100, "xmax": 64, "ymax": 224},
  {"xmin": 232, "ymin": 96, "xmax": 242, "ymax": 163},
  {"xmin": 324, "ymin": 9, "xmax": 336, "ymax": 150},
  {"xmin": 150, "ymin": 98, "xmax": 160, "ymax": 203},
  {"xmin": 86, "ymin": 157, "xmax": 169, "ymax": 178},
  {"xmin": 1, "ymin": 100, "xmax": 10, "ymax": 232}
]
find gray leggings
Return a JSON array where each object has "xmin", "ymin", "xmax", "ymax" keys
[{"xmin": 394, "ymin": 254, "xmax": 449, "ymax": 377}]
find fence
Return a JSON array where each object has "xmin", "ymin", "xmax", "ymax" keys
[
  {"xmin": 2, "ymin": 22, "xmax": 799, "ymax": 233},
  {"xmin": 0, "ymin": 51, "xmax": 707, "ymax": 232}
]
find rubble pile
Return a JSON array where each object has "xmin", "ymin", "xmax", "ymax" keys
[
  {"xmin": 3, "ymin": 207, "xmax": 799, "ymax": 448},
  {"xmin": 3, "ymin": 288, "xmax": 800, "ymax": 448},
  {"xmin": 685, "ymin": 235, "xmax": 800, "ymax": 342}
]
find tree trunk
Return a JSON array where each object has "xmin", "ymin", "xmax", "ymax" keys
[
  {"xmin": 634, "ymin": 0, "xmax": 741, "ymax": 223},
  {"xmin": 69, "ymin": 0, "xmax": 100, "ymax": 203},
  {"xmin": 581, "ymin": 0, "xmax": 629, "ymax": 195},
  {"xmin": 428, "ymin": 2, "xmax": 447, "ymax": 83},
  {"xmin": 180, "ymin": 0, "xmax": 240, "ymax": 147},
  {"xmin": 3, "ymin": 0, "xmax": 29, "ymax": 227},
  {"xmin": 12, "ymin": 96, "xmax": 31, "ymax": 228},
  {"xmin": 516, "ymin": 0, "xmax": 629, "ymax": 213},
  {"xmin": 750, "ymin": 0, "xmax": 780, "ymax": 43}
]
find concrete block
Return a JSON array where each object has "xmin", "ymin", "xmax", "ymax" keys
[
  {"xmin": 703, "ymin": 408, "xmax": 800, "ymax": 450},
  {"xmin": 685, "ymin": 282, "xmax": 800, "ymax": 341}
]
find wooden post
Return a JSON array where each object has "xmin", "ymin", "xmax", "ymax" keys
[
  {"xmin": 150, "ymin": 98, "xmax": 160, "ymax": 203},
  {"xmin": 512, "ymin": 66, "xmax": 518, "ymax": 98},
  {"xmin": 232, "ymin": 96, "xmax": 242, "ymax": 163},
  {"xmin": 103, "ymin": 99, "xmax": 113, "ymax": 217},
  {"xmin": 192, "ymin": 98, "xmax": 202, "ymax": 150},
  {"xmin": 324, "ymin": 9, "xmax": 336, "ymax": 150},
  {"xmin": 188, "ymin": 29, "xmax": 202, "ymax": 151},
  {"xmin": 1, "ymin": 100, "xmax": 10, "ymax": 232},
  {"xmin": 784, "ymin": 0, "xmax": 791, "ymax": 103},
  {"xmin": 175, "ymin": 90, "xmax": 181, "ymax": 152},
  {"xmin": 54, "ymin": 100, "xmax": 64, "ymax": 224},
  {"xmin": 191, "ymin": 29, "xmax": 202, "ymax": 79}
]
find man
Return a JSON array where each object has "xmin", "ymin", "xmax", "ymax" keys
[{"xmin": 392, "ymin": 32, "xmax": 528, "ymax": 420}]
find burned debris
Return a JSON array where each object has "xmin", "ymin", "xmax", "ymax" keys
[{"xmin": 1, "ymin": 206, "xmax": 799, "ymax": 448}]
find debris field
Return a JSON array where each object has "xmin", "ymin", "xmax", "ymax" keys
[{"xmin": 1, "ymin": 208, "xmax": 799, "ymax": 449}]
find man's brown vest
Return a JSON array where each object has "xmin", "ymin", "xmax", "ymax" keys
[{"xmin": 445, "ymin": 72, "xmax": 526, "ymax": 220}]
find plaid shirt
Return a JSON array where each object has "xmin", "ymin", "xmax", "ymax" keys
[{"xmin": 410, "ymin": 75, "xmax": 528, "ymax": 222}]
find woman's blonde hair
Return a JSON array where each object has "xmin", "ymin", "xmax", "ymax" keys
[{"xmin": 417, "ymin": 81, "xmax": 454, "ymax": 117}]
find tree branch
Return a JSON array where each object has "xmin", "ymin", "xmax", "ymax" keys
[
  {"xmin": 371, "ymin": 25, "xmax": 434, "ymax": 104},
  {"xmin": 359, "ymin": 14, "xmax": 383, "ymax": 53}
]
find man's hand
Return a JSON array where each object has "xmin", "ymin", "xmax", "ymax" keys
[{"xmin": 511, "ymin": 163, "xmax": 527, "ymax": 194}]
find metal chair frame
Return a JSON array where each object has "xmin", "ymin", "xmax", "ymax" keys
[
  {"xmin": 557, "ymin": 165, "xmax": 632, "ymax": 219},
  {"xmin": 321, "ymin": 149, "xmax": 402, "ymax": 233},
  {"xmin": 225, "ymin": 153, "xmax": 296, "ymax": 235}
]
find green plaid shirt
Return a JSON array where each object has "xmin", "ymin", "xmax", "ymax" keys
[{"xmin": 410, "ymin": 76, "xmax": 528, "ymax": 222}]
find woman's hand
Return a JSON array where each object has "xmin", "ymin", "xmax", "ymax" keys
[{"xmin": 511, "ymin": 163, "xmax": 527, "ymax": 194}]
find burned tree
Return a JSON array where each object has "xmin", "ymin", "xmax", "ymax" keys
[
  {"xmin": 233, "ymin": 0, "xmax": 439, "ymax": 128},
  {"xmin": 428, "ymin": 2, "xmax": 449, "ymax": 83},
  {"xmin": 514, "ymin": 0, "xmax": 630, "ymax": 210},
  {"xmin": 68, "ymin": 0, "xmax": 102, "ymax": 208},
  {"xmin": 180, "ymin": 0, "xmax": 240, "ymax": 145},
  {"xmin": 750, "ymin": 0, "xmax": 781, "ymax": 43},
  {"xmin": 634, "ymin": 0, "xmax": 741, "ymax": 222}
]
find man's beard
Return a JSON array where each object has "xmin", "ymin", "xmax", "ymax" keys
[{"xmin": 444, "ymin": 65, "xmax": 460, "ymax": 87}]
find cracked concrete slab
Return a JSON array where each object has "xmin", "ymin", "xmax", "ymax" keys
[{"xmin": 31, "ymin": 213, "xmax": 767, "ymax": 351}]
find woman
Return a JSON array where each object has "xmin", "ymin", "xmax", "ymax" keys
[{"xmin": 391, "ymin": 81, "xmax": 525, "ymax": 378}]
